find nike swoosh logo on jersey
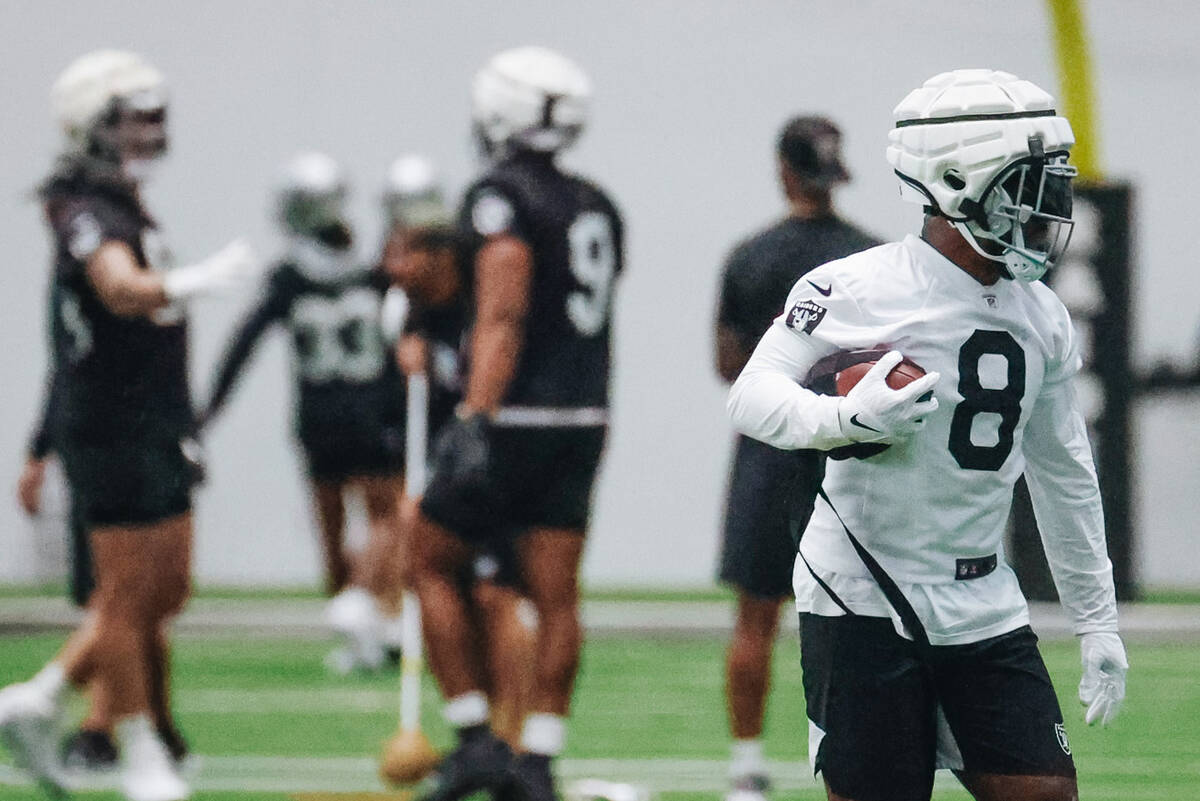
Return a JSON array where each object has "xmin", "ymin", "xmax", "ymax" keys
[
  {"xmin": 849, "ymin": 413, "xmax": 880, "ymax": 433},
  {"xmin": 807, "ymin": 280, "xmax": 832, "ymax": 296}
]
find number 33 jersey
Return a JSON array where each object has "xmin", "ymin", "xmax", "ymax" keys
[
  {"xmin": 460, "ymin": 153, "xmax": 624, "ymax": 412},
  {"xmin": 781, "ymin": 234, "xmax": 1095, "ymax": 585}
]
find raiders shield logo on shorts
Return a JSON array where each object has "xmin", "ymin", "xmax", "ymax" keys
[{"xmin": 1054, "ymin": 722, "xmax": 1071, "ymax": 755}]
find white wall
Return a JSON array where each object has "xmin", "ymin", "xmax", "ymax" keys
[{"xmin": 1, "ymin": 0, "xmax": 1197, "ymax": 588}]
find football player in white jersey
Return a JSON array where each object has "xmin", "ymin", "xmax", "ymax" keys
[{"xmin": 727, "ymin": 69, "xmax": 1128, "ymax": 801}]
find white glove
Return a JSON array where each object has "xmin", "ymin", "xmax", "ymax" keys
[
  {"xmin": 837, "ymin": 351, "xmax": 940, "ymax": 443},
  {"xmin": 1078, "ymin": 631, "xmax": 1128, "ymax": 726},
  {"xmin": 163, "ymin": 238, "xmax": 261, "ymax": 301}
]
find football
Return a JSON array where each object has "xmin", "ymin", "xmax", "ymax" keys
[
  {"xmin": 802, "ymin": 348, "xmax": 929, "ymax": 461},
  {"xmin": 835, "ymin": 355, "xmax": 928, "ymax": 397}
]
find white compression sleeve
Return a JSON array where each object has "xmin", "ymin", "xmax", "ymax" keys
[
  {"xmin": 1022, "ymin": 378, "xmax": 1119, "ymax": 634},
  {"xmin": 726, "ymin": 323, "xmax": 850, "ymax": 451}
]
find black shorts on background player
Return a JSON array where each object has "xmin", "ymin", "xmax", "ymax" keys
[
  {"xmin": 421, "ymin": 425, "xmax": 606, "ymax": 543},
  {"xmin": 59, "ymin": 438, "xmax": 194, "ymax": 526},
  {"xmin": 801, "ymin": 615, "xmax": 1075, "ymax": 801},
  {"xmin": 719, "ymin": 436, "xmax": 822, "ymax": 598}
]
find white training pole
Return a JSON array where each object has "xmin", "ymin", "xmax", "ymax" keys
[{"xmin": 399, "ymin": 370, "xmax": 429, "ymax": 733}]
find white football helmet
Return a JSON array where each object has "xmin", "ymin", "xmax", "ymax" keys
[
  {"xmin": 277, "ymin": 151, "xmax": 349, "ymax": 238},
  {"xmin": 886, "ymin": 69, "xmax": 1077, "ymax": 282},
  {"xmin": 382, "ymin": 154, "xmax": 449, "ymax": 228},
  {"xmin": 51, "ymin": 50, "xmax": 169, "ymax": 179},
  {"xmin": 472, "ymin": 46, "xmax": 590, "ymax": 157}
]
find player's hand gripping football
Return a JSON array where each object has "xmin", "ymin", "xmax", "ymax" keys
[
  {"xmin": 836, "ymin": 351, "xmax": 940, "ymax": 443},
  {"xmin": 1078, "ymin": 631, "xmax": 1128, "ymax": 726},
  {"xmin": 164, "ymin": 237, "xmax": 262, "ymax": 300}
]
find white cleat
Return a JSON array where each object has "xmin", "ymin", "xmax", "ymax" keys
[
  {"xmin": 116, "ymin": 717, "xmax": 190, "ymax": 801},
  {"xmin": 0, "ymin": 680, "xmax": 69, "ymax": 794}
]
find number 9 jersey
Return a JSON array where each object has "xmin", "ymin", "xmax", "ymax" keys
[
  {"xmin": 775, "ymin": 234, "xmax": 1100, "ymax": 587},
  {"xmin": 459, "ymin": 152, "xmax": 624, "ymax": 414}
]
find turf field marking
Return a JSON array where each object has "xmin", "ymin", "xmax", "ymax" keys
[{"xmin": 3, "ymin": 755, "xmax": 1197, "ymax": 796}]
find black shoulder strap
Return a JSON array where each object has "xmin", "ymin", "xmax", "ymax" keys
[{"xmin": 815, "ymin": 486, "xmax": 930, "ymax": 649}]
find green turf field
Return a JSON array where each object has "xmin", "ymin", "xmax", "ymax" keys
[{"xmin": 0, "ymin": 630, "xmax": 1196, "ymax": 800}]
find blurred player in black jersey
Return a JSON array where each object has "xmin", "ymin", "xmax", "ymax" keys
[
  {"xmin": 380, "ymin": 154, "xmax": 535, "ymax": 748},
  {"xmin": 410, "ymin": 47, "xmax": 623, "ymax": 801},
  {"xmin": 199, "ymin": 152, "xmax": 408, "ymax": 673},
  {"xmin": 0, "ymin": 50, "xmax": 259, "ymax": 801},
  {"xmin": 714, "ymin": 116, "xmax": 879, "ymax": 801}
]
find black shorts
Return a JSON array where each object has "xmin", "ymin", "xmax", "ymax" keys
[
  {"xmin": 301, "ymin": 426, "xmax": 405, "ymax": 482},
  {"xmin": 58, "ymin": 437, "xmax": 195, "ymax": 527},
  {"xmin": 718, "ymin": 436, "xmax": 822, "ymax": 598},
  {"xmin": 800, "ymin": 615, "xmax": 1075, "ymax": 801},
  {"xmin": 420, "ymin": 425, "xmax": 606, "ymax": 544}
]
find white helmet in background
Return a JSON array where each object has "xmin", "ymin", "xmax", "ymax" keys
[
  {"xmin": 276, "ymin": 151, "xmax": 350, "ymax": 238},
  {"xmin": 51, "ymin": 49, "xmax": 169, "ymax": 178},
  {"xmin": 887, "ymin": 69, "xmax": 1077, "ymax": 282},
  {"xmin": 472, "ymin": 45, "xmax": 590, "ymax": 157},
  {"xmin": 382, "ymin": 154, "xmax": 449, "ymax": 228}
]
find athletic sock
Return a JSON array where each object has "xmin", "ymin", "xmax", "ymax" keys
[
  {"xmin": 115, "ymin": 714, "xmax": 161, "ymax": 756},
  {"xmin": 520, "ymin": 713, "xmax": 566, "ymax": 757},
  {"xmin": 28, "ymin": 662, "xmax": 67, "ymax": 701},
  {"xmin": 443, "ymin": 691, "xmax": 490, "ymax": 737},
  {"xmin": 730, "ymin": 737, "xmax": 766, "ymax": 779}
]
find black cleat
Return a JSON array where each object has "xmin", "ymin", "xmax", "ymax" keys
[
  {"xmin": 61, "ymin": 728, "xmax": 118, "ymax": 772},
  {"xmin": 498, "ymin": 754, "xmax": 558, "ymax": 801},
  {"xmin": 418, "ymin": 726, "xmax": 512, "ymax": 801}
]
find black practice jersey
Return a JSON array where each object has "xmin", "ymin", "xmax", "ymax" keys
[
  {"xmin": 204, "ymin": 255, "xmax": 404, "ymax": 444},
  {"xmin": 42, "ymin": 163, "xmax": 192, "ymax": 445},
  {"xmin": 460, "ymin": 152, "xmax": 623, "ymax": 410},
  {"xmin": 717, "ymin": 215, "xmax": 880, "ymax": 351}
]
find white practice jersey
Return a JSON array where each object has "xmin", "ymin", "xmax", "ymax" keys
[{"xmin": 728, "ymin": 234, "xmax": 1118, "ymax": 644}]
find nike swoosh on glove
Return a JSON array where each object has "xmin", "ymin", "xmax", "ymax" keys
[
  {"xmin": 1079, "ymin": 631, "xmax": 1128, "ymax": 726},
  {"xmin": 836, "ymin": 351, "xmax": 940, "ymax": 444}
]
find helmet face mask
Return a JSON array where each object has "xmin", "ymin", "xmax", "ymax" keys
[
  {"xmin": 93, "ymin": 90, "xmax": 170, "ymax": 180},
  {"xmin": 959, "ymin": 152, "xmax": 1077, "ymax": 281},
  {"xmin": 382, "ymin": 154, "xmax": 448, "ymax": 229},
  {"xmin": 277, "ymin": 152, "xmax": 350, "ymax": 242}
]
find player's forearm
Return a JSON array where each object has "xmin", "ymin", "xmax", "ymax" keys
[
  {"xmin": 727, "ymin": 324, "xmax": 847, "ymax": 450},
  {"xmin": 714, "ymin": 324, "xmax": 752, "ymax": 384},
  {"xmin": 202, "ymin": 308, "xmax": 274, "ymax": 425},
  {"xmin": 462, "ymin": 321, "xmax": 523, "ymax": 414},
  {"xmin": 1025, "ymin": 384, "xmax": 1119, "ymax": 633},
  {"xmin": 1029, "ymin": 474, "xmax": 1118, "ymax": 634},
  {"xmin": 87, "ymin": 243, "xmax": 169, "ymax": 317}
]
